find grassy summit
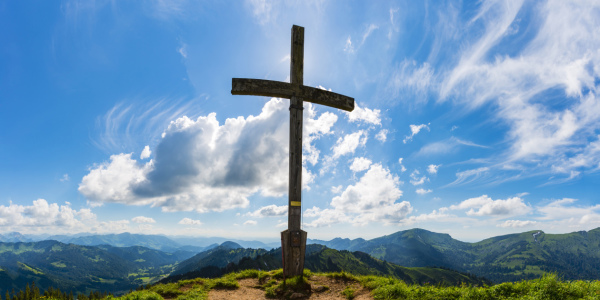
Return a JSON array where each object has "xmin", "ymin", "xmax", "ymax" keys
[{"xmin": 101, "ymin": 269, "xmax": 600, "ymax": 300}]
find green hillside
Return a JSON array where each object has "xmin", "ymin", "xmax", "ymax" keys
[
  {"xmin": 164, "ymin": 244, "xmax": 488, "ymax": 287},
  {"xmin": 0, "ymin": 241, "xmax": 189, "ymax": 295},
  {"xmin": 316, "ymin": 228, "xmax": 600, "ymax": 283}
]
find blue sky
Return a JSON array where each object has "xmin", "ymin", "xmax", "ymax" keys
[{"xmin": 1, "ymin": 0, "xmax": 599, "ymax": 242}]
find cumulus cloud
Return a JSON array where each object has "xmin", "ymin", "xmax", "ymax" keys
[
  {"xmin": 246, "ymin": 205, "xmax": 287, "ymax": 218},
  {"xmin": 178, "ymin": 218, "xmax": 202, "ymax": 225},
  {"xmin": 60, "ymin": 174, "xmax": 70, "ymax": 182},
  {"xmin": 416, "ymin": 188, "xmax": 432, "ymax": 195},
  {"xmin": 347, "ymin": 102, "xmax": 381, "ymax": 125},
  {"xmin": 304, "ymin": 207, "xmax": 351, "ymax": 228},
  {"xmin": 450, "ymin": 195, "xmax": 531, "ymax": 217},
  {"xmin": 349, "ymin": 157, "xmax": 372, "ymax": 172},
  {"xmin": 427, "ymin": 164, "xmax": 440, "ymax": 174},
  {"xmin": 331, "ymin": 131, "xmax": 368, "ymax": 159},
  {"xmin": 497, "ymin": 220, "xmax": 537, "ymax": 228},
  {"xmin": 140, "ymin": 145, "xmax": 151, "ymax": 159},
  {"xmin": 132, "ymin": 216, "xmax": 156, "ymax": 223},
  {"xmin": 403, "ymin": 124, "xmax": 429, "ymax": 143},
  {"xmin": 244, "ymin": 220, "xmax": 257, "ymax": 226},
  {"xmin": 0, "ymin": 199, "xmax": 139, "ymax": 234},
  {"xmin": 409, "ymin": 170, "xmax": 428, "ymax": 186},
  {"xmin": 306, "ymin": 163, "xmax": 409, "ymax": 227},
  {"xmin": 404, "ymin": 208, "xmax": 452, "ymax": 225},
  {"xmin": 398, "ymin": 157, "xmax": 407, "ymax": 172},
  {"xmin": 536, "ymin": 198, "xmax": 600, "ymax": 222},
  {"xmin": 331, "ymin": 185, "xmax": 343, "ymax": 194},
  {"xmin": 0, "ymin": 199, "xmax": 87, "ymax": 228},
  {"xmin": 80, "ymin": 99, "xmax": 296, "ymax": 213},
  {"xmin": 375, "ymin": 129, "xmax": 388, "ymax": 142},
  {"xmin": 303, "ymin": 103, "xmax": 338, "ymax": 165}
]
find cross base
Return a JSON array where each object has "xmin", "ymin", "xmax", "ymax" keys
[{"xmin": 280, "ymin": 229, "xmax": 307, "ymax": 278}]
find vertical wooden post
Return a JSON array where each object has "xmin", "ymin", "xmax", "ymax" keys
[
  {"xmin": 281, "ymin": 25, "xmax": 307, "ymax": 278},
  {"xmin": 231, "ymin": 24, "xmax": 353, "ymax": 279}
]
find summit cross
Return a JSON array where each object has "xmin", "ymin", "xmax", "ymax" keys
[{"xmin": 231, "ymin": 25, "xmax": 354, "ymax": 277}]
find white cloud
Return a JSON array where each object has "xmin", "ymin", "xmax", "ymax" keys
[
  {"xmin": 306, "ymin": 163, "xmax": 409, "ymax": 227},
  {"xmin": 0, "ymin": 199, "xmax": 141, "ymax": 235},
  {"xmin": 437, "ymin": 0, "xmax": 600, "ymax": 178},
  {"xmin": 331, "ymin": 130, "xmax": 368, "ymax": 159},
  {"xmin": 246, "ymin": 205, "xmax": 287, "ymax": 218},
  {"xmin": 349, "ymin": 157, "xmax": 372, "ymax": 172},
  {"xmin": 446, "ymin": 167, "xmax": 490, "ymax": 187},
  {"xmin": 132, "ymin": 216, "xmax": 156, "ymax": 223},
  {"xmin": 387, "ymin": 60, "xmax": 434, "ymax": 103},
  {"xmin": 331, "ymin": 185, "xmax": 343, "ymax": 194},
  {"xmin": 304, "ymin": 207, "xmax": 351, "ymax": 228},
  {"xmin": 178, "ymin": 218, "xmax": 202, "ymax": 225},
  {"xmin": 361, "ymin": 24, "xmax": 379, "ymax": 46},
  {"xmin": 60, "ymin": 174, "xmax": 70, "ymax": 182},
  {"xmin": 403, "ymin": 124, "xmax": 429, "ymax": 144},
  {"xmin": 398, "ymin": 157, "xmax": 407, "ymax": 172},
  {"xmin": 346, "ymin": 102, "xmax": 381, "ymax": 125},
  {"xmin": 243, "ymin": 220, "xmax": 257, "ymax": 226},
  {"xmin": 80, "ymin": 99, "xmax": 295, "ymax": 213},
  {"xmin": 450, "ymin": 195, "xmax": 531, "ymax": 217},
  {"xmin": 0, "ymin": 199, "xmax": 86, "ymax": 228},
  {"xmin": 344, "ymin": 36, "xmax": 354, "ymax": 53},
  {"xmin": 178, "ymin": 44, "xmax": 187, "ymax": 58},
  {"xmin": 409, "ymin": 170, "xmax": 428, "ymax": 186},
  {"xmin": 303, "ymin": 103, "xmax": 338, "ymax": 165},
  {"xmin": 375, "ymin": 129, "xmax": 388, "ymax": 142},
  {"xmin": 416, "ymin": 188, "xmax": 432, "ymax": 195},
  {"xmin": 536, "ymin": 198, "xmax": 600, "ymax": 221},
  {"xmin": 497, "ymin": 220, "xmax": 537, "ymax": 228},
  {"xmin": 416, "ymin": 136, "xmax": 489, "ymax": 157},
  {"xmin": 140, "ymin": 145, "xmax": 151, "ymax": 160},
  {"xmin": 404, "ymin": 208, "xmax": 453, "ymax": 225},
  {"xmin": 427, "ymin": 164, "xmax": 440, "ymax": 174},
  {"xmin": 247, "ymin": 0, "xmax": 276, "ymax": 25}
]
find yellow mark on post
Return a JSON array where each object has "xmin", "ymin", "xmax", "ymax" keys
[{"xmin": 291, "ymin": 201, "xmax": 302, "ymax": 207}]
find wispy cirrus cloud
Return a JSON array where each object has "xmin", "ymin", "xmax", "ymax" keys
[{"xmin": 437, "ymin": 0, "xmax": 600, "ymax": 181}]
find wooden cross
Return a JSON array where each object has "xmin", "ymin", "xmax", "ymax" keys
[{"xmin": 231, "ymin": 25, "xmax": 354, "ymax": 277}]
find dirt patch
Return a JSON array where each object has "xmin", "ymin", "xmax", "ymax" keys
[
  {"xmin": 209, "ymin": 278, "xmax": 268, "ymax": 300},
  {"xmin": 208, "ymin": 276, "xmax": 373, "ymax": 300}
]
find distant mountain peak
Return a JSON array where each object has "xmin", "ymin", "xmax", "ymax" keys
[{"xmin": 220, "ymin": 241, "xmax": 243, "ymax": 249}]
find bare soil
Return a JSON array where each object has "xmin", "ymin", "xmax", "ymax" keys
[{"xmin": 208, "ymin": 275, "xmax": 373, "ymax": 300}]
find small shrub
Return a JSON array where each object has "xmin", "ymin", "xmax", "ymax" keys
[
  {"xmin": 209, "ymin": 277, "xmax": 239, "ymax": 290},
  {"xmin": 326, "ymin": 271, "xmax": 358, "ymax": 282},
  {"xmin": 175, "ymin": 289, "xmax": 207, "ymax": 300},
  {"xmin": 341, "ymin": 286, "xmax": 355, "ymax": 300},
  {"xmin": 149, "ymin": 283, "xmax": 182, "ymax": 298},
  {"xmin": 118, "ymin": 291, "xmax": 163, "ymax": 300}
]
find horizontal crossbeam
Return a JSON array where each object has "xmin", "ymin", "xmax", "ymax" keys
[{"xmin": 232, "ymin": 78, "xmax": 354, "ymax": 112}]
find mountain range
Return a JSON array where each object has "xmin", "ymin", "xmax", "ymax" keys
[
  {"xmin": 1, "ymin": 227, "xmax": 600, "ymax": 295},
  {"xmin": 311, "ymin": 228, "xmax": 600, "ymax": 282}
]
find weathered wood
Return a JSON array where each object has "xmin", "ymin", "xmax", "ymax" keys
[
  {"xmin": 288, "ymin": 25, "xmax": 304, "ymax": 233},
  {"xmin": 231, "ymin": 78, "xmax": 294, "ymax": 98},
  {"xmin": 231, "ymin": 78, "xmax": 354, "ymax": 112},
  {"xmin": 299, "ymin": 86, "xmax": 354, "ymax": 112},
  {"xmin": 231, "ymin": 25, "xmax": 354, "ymax": 277},
  {"xmin": 281, "ymin": 229, "xmax": 307, "ymax": 278}
]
